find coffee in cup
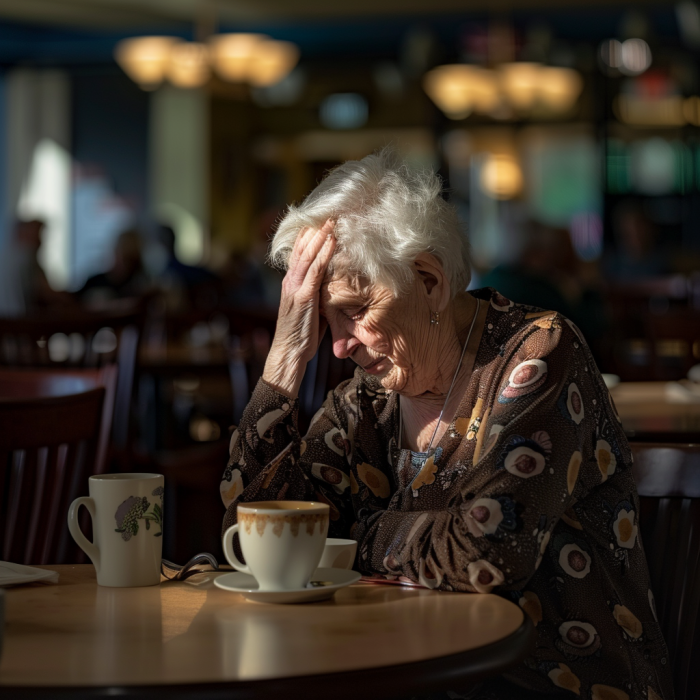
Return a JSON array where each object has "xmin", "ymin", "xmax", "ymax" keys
[
  {"xmin": 222, "ymin": 501, "xmax": 329, "ymax": 591},
  {"xmin": 68, "ymin": 473, "xmax": 164, "ymax": 587}
]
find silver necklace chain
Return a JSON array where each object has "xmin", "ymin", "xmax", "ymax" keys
[{"xmin": 400, "ymin": 298, "xmax": 481, "ymax": 462}]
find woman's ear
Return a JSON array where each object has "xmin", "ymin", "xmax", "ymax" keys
[{"xmin": 413, "ymin": 253, "xmax": 451, "ymax": 312}]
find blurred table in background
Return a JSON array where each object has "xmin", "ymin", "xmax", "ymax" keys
[
  {"xmin": 612, "ymin": 381, "xmax": 700, "ymax": 442},
  {"xmin": 0, "ymin": 368, "xmax": 105, "ymax": 399},
  {"xmin": 139, "ymin": 343, "xmax": 231, "ymax": 376}
]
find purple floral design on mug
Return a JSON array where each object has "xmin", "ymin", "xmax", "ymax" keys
[
  {"xmin": 115, "ymin": 496, "xmax": 149, "ymax": 541},
  {"xmin": 114, "ymin": 488, "xmax": 163, "ymax": 541}
]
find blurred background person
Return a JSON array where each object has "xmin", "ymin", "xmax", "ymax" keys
[
  {"xmin": 77, "ymin": 228, "xmax": 148, "ymax": 305},
  {"xmin": 0, "ymin": 219, "xmax": 71, "ymax": 315},
  {"xmin": 604, "ymin": 200, "xmax": 671, "ymax": 281},
  {"xmin": 481, "ymin": 221, "xmax": 608, "ymax": 357},
  {"xmin": 148, "ymin": 223, "xmax": 222, "ymax": 311}
]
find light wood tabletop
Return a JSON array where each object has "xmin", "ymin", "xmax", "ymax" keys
[
  {"xmin": 611, "ymin": 381, "xmax": 700, "ymax": 437},
  {"xmin": 0, "ymin": 565, "xmax": 533, "ymax": 699}
]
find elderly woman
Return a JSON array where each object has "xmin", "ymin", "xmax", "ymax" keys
[{"xmin": 220, "ymin": 150, "xmax": 672, "ymax": 700}]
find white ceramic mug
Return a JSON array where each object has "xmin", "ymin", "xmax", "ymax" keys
[
  {"xmin": 319, "ymin": 538, "xmax": 358, "ymax": 570},
  {"xmin": 68, "ymin": 473, "xmax": 164, "ymax": 587},
  {"xmin": 223, "ymin": 501, "xmax": 329, "ymax": 591}
]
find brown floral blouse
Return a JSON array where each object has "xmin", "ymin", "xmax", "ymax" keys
[{"xmin": 220, "ymin": 288, "xmax": 674, "ymax": 700}]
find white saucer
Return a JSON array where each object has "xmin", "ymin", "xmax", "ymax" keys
[{"xmin": 214, "ymin": 567, "xmax": 361, "ymax": 604}]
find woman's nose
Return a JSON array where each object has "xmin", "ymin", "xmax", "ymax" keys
[{"xmin": 328, "ymin": 319, "xmax": 361, "ymax": 359}]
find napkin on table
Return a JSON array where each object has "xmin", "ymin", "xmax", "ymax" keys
[{"xmin": 0, "ymin": 561, "xmax": 59, "ymax": 587}]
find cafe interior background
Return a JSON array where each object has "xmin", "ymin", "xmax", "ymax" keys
[{"xmin": 0, "ymin": 0, "xmax": 699, "ymax": 563}]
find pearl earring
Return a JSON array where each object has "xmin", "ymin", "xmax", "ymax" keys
[{"xmin": 430, "ymin": 311, "xmax": 440, "ymax": 326}]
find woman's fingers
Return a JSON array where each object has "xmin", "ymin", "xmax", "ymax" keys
[
  {"xmin": 303, "ymin": 232, "xmax": 336, "ymax": 295},
  {"xmin": 288, "ymin": 225, "xmax": 316, "ymax": 270},
  {"xmin": 289, "ymin": 219, "xmax": 333, "ymax": 271},
  {"xmin": 291, "ymin": 220, "xmax": 336, "ymax": 286}
]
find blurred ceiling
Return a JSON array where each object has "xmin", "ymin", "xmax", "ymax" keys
[{"xmin": 0, "ymin": 0, "xmax": 676, "ymax": 28}]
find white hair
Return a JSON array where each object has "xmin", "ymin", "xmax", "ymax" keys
[{"xmin": 268, "ymin": 148, "xmax": 471, "ymax": 297}]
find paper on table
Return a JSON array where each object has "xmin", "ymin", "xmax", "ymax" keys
[{"xmin": 0, "ymin": 561, "xmax": 59, "ymax": 587}]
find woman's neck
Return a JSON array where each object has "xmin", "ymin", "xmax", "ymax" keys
[{"xmin": 400, "ymin": 293, "xmax": 483, "ymax": 453}]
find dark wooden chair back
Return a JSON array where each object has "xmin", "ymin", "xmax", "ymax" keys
[
  {"xmin": 603, "ymin": 277, "xmax": 694, "ymax": 381},
  {"xmin": 0, "ymin": 388, "xmax": 106, "ymax": 565},
  {"xmin": 152, "ymin": 439, "xmax": 229, "ymax": 564},
  {"xmin": 0, "ymin": 366, "xmax": 118, "ymax": 476},
  {"xmin": 0, "ymin": 309, "xmax": 140, "ymax": 450},
  {"xmin": 631, "ymin": 442, "xmax": 700, "ymax": 700},
  {"xmin": 646, "ymin": 312, "xmax": 700, "ymax": 381},
  {"xmin": 298, "ymin": 332, "xmax": 357, "ymax": 435},
  {"xmin": 151, "ymin": 307, "xmax": 277, "ymax": 424}
]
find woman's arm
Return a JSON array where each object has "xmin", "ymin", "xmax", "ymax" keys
[
  {"xmin": 221, "ymin": 218, "xmax": 344, "ymax": 529},
  {"xmin": 220, "ymin": 373, "xmax": 359, "ymax": 536},
  {"xmin": 353, "ymin": 318, "xmax": 624, "ymax": 592}
]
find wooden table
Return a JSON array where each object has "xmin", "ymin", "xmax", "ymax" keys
[
  {"xmin": 0, "ymin": 369, "xmax": 104, "ymax": 400},
  {"xmin": 0, "ymin": 566, "xmax": 534, "ymax": 700},
  {"xmin": 611, "ymin": 381, "xmax": 700, "ymax": 441}
]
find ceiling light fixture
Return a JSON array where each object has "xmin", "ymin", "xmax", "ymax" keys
[
  {"xmin": 115, "ymin": 36, "xmax": 180, "ymax": 91},
  {"xmin": 115, "ymin": 34, "xmax": 299, "ymax": 91},
  {"xmin": 423, "ymin": 62, "xmax": 583, "ymax": 120},
  {"xmin": 167, "ymin": 42, "xmax": 210, "ymax": 89}
]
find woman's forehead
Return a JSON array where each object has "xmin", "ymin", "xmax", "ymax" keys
[{"xmin": 322, "ymin": 272, "xmax": 369, "ymax": 300}]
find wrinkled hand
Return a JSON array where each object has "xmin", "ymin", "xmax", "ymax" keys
[{"xmin": 263, "ymin": 219, "xmax": 336, "ymax": 398}]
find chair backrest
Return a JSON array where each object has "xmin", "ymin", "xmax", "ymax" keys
[
  {"xmin": 646, "ymin": 312, "xmax": 700, "ymax": 381},
  {"xmin": 631, "ymin": 442, "xmax": 700, "ymax": 700},
  {"xmin": 0, "ymin": 388, "xmax": 106, "ymax": 565},
  {"xmin": 0, "ymin": 366, "xmax": 118, "ymax": 476},
  {"xmin": 603, "ymin": 278, "xmax": 695, "ymax": 381},
  {"xmin": 298, "ymin": 332, "xmax": 356, "ymax": 435},
  {"xmin": 0, "ymin": 309, "xmax": 140, "ymax": 450}
]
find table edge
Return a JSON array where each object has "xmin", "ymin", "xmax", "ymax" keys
[{"xmin": 0, "ymin": 614, "xmax": 534, "ymax": 700}]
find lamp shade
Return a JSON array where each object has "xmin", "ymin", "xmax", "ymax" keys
[
  {"xmin": 209, "ymin": 33, "xmax": 267, "ymax": 82},
  {"xmin": 468, "ymin": 67, "xmax": 500, "ymax": 113},
  {"xmin": 115, "ymin": 36, "xmax": 179, "ymax": 90},
  {"xmin": 538, "ymin": 67, "xmax": 583, "ymax": 113},
  {"xmin": 480, "ymin": 154, "xmax": 523, "ymax": 200},
  {"xmin": 247, "ymin": 40, "xmax": 300, "ymax": 87},
  {"xmin": 167, "ymin": 41, "xmax": 210, "ymax": 88},
  {"xmin": 423, "ymin": 65, "xmax": 475, "ymax": 119},
  {"xmin": 499, "ymin": 62, "xmax": 542, "ymax": 111}
]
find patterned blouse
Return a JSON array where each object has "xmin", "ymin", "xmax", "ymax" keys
[{"xmin": 220, "ymin": 288, "xmax": 674, "ymax": 700}]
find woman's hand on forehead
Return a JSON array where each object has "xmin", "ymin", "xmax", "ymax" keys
[{"xmin": 262, "ymin": 219, "xmax": 337, "ymax": 398}]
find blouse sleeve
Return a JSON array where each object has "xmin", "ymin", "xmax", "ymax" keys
[
  {"xmin": 352, "ymin": 316, "xmax": 619, "ymax": 593},
  {"xmin": 220, "ymin": 376, "xmax": 358, "ymax": 536}
]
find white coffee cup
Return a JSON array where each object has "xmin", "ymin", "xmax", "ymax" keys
[
  {"xmin": 319, "ymin": 538, "xmax": 358, "ymax": 570},
  {"xmin": 222, "ymin": 501, "xmax": 329, "ymax": 591},
  {"xmin": 68, "ymin": 473, "xmax": 164, "ymax": 587}
]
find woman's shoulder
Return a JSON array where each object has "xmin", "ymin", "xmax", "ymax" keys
[
  {"xmin": 470, "ymin": 288, "xmax": 591, "ymax": 394},
  {"xmin": 472, "ymin": 287, "xmax": 585, "ymax": 352}
]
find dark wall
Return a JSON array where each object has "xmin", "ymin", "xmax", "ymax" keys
[{"xmin": 71, "ymin": 68, "xmax": 150, "ymax": 223}]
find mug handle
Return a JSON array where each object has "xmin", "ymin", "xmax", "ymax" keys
[
  {"xmin": 222, "ymin": 524, "xmax": 251, "ymax": 574},
  {"xmin": 67, "ymin": 497, "xmax": 100, "ymax": 572}
]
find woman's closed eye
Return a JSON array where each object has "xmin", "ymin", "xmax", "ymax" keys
[{"xmin": 345, "ymin": 307, "xmax": 367, "ymax": 322}]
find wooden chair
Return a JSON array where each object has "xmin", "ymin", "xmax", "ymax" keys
[
  {"xmin": 631, "ymin": 442, "xmax": 700, "ymax": 700},
  {"xmin": 0, "ymin": 308, "xmax": 140, "ymax": 450},
  {"xmin": 646, "ymin": 311, "xmax": 700, "ymax": 381},
  {"xmin": 153, "ymin": 439, "xmax": 229, "ymax": 564},
  {"xmin": 0, "ymin": 366, "xmax": 118, "ymax": 476},
  {"xmin": 298, "ymin": 332, "xmax": 357, "ymax": 435},
  {"xmin": 0, "ymin": 387, "xmax": 106, "ymax": 565},
  {"xmin": 603, "ymin": 277, "xmax": 695, "ymax": 381}
]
